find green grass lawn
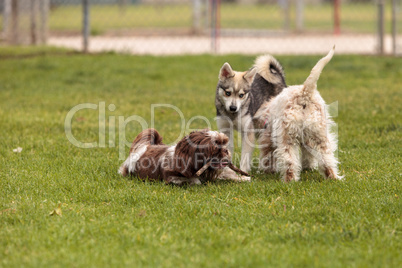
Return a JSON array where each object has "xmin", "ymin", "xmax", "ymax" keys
[
  {"xmin": 0, "ymin": 3, "xmax": 387, "ymax": 35},
  {"xmin": 0, "ymin": 47, "xmax": 401, "ymax": 267}
]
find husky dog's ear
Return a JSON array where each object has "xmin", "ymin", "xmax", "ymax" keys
[
  {"xmin": 243, "ymin": 67, "xmax": 257, "ymax": 84},
  {"xmin": 219, "ymin": 62, "xmax": 234, "ymax": 80}
]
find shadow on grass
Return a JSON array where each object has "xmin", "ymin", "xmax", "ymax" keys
[
  {"xmin": 0, "ymin": 50, "xmax": 82, "ymax": 60},
  {"xmin": 250, "ymin": 168, "xmax": 341, "ymax": 183},
  {"xmin": 121, "ymin": 173, "xmax": 263, "ymax": 188}
]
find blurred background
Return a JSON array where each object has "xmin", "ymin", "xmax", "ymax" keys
[{"xmin": 0, "ymin": 0, "xmax": 401, "ymax": 55}]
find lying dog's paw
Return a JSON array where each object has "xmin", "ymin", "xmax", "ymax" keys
[
  {"xmin": 218, "ymin": 167, "xmax": 251, "ymax": 182},
  {"xmin": 239, "ymin": 175, "xmax": 251, "ymax": 182}
]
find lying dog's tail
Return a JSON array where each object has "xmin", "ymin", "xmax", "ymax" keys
[
  {"xmin": 119, "ymin": 128, "xmax": 164, "ymax": 177},
  {"xmin": 130, "ymin": 128, "xmax": 164, "ymax": 151},
  {"xmin": 302, "ymin": 46, "xmax": 335, "ymax": 98}
]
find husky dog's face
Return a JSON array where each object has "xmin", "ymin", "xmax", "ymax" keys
[{"xmin": 217, "ymin": 63, "xmax": 257, "ymax": 114}]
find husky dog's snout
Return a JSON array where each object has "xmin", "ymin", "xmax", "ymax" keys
[{"xmin": 229, "ymin": 105, "xmax": 237, "ymax": 112}]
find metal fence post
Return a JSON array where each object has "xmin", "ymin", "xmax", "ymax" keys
[
  {"xmin": 334, "ymin": 0, "xmax": 341, "ymax": 35},
  {"xmin": 2, "ymin": 0, "xmax": 11, "ymax": 40},
  {"xmin": 193, "ymin": 0, "xmax": 201, "ymax": 34},
  {"xmin": 83, "ymin": 0, "xmax": 90, "ymax": 53},
  {"xmin": 377, "ymin": 0, "xmax": 385, "ymax": 54},
  {"xmin": 392, "ymin": 0, "xmax": 397, "ymax": 56},
  {"xmin": 11, "ymin": 0, "xmax": 19, "ymax": 44},
  {"xmin": 30, "ymin": 0, "xmax": 38, "ymax": 45},
  {"xmin": 118, "ymin": 0, "xmax": 128, "ymax": 15},
  {"xmin": 281, "ymin": 0, "xmax": 290, "ymax": 31},
  {"xmin": 296, "ymin": 0, "xmax": 304, "ymax": 32},
  {"xmin": 210, "ymin": 0, "xmax": 220, "ymax": 54},
  {"xmin": 39, "ymin": 0, "xmax": 49, "ymax": 44}
]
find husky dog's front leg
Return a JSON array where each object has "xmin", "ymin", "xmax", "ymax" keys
[
  {"xmin": 240, "ymin": 129, "xmax": 255, "ymax": 172},
  {"xmin": 217, "ymin": 116, "xmax": 234, "ymax": 156}
]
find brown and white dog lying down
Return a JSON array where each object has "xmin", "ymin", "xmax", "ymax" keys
[{"xmin": 119, "ymin": 128, "xmax": 250, "ymax": 185}]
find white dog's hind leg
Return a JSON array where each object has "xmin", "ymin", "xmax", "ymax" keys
[
  {"xmin": 316, "ymin": 147, "xmax": 342, "ymax": 180},
  {"xmin": 259, "ymin": 150, "xmax": 277, "ymax": 174},
  {"xmin": 301, "ymin": 146, "xmax": 318, "ymax": 170},
  {"xmin": 275, "ymin": 141, "xmax": 302, "ymax": 182},
  {"xmin": 273, "ymin": 120, "xmax": 302, "ymax": 182},
  {"xmin": 258, "ymin": 130, "xmax": 277, "ymax": 173},
  {"xmin": 303, "ymin": 131, "xmax": 342, "ymax": 180}
]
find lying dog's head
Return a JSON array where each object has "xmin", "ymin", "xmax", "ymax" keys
[
  {"xmin": 175, "ymin": 130, "xmax": 230, "ymax": 179},
  {"xmin": 216, "ymin": 63, "xmax": 257, "ymax": 114}
]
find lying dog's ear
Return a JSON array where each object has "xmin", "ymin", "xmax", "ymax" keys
[
  {"xmin": 243, "ymin": 67, "xmax": 257, "ymax": 84},
  {"xmin": 174, "ymin": 135, "xmax": 198, "ymax": 178},
  {"xmin": 214, "ymin": 133, "xmax": 229, "ymax": 146},
  {"xmin": 219, "ymin": 62, "xmax": 234, "ymax": 80}
]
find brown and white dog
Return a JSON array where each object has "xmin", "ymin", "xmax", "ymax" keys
[{"xmin": 119, "ymin": 128, "xmax": 237, "ymax": 185}]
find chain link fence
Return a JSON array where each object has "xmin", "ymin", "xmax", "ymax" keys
[
  {"xmin": 1, "ymin": 0, "xmax": 401, "ymax": 55},
  {"xmin": 393, "ymin": 0, "xmax": 402, "ymax": 55}
]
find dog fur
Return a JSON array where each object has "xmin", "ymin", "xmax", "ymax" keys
[
  {"xmin": 215, "ymin": 55, "xmax": 286, "ymax": 172},
  {"xmin": 256, "ymin": 47, "xmax": 343, "ymax": 182},
  {"xmin": 119, "ymin": 128, "xmax": 239, "ymax": 185}
]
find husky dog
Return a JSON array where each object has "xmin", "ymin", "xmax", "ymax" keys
[
  {"xmin": 256, "ymin": 47, "xmax": 343, "ymax": 182},
  {"xmin": 215, "ymin": 55, "xmax": 287, "ymax": 172}
]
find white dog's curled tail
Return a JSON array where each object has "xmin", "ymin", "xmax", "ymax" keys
[{"xmin": 302, "ymin": 46, "xmax": 335, "ymax": 98}]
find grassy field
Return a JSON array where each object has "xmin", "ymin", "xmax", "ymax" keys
[
  {"xmin": 0, "ymin": 46, "xmax": 401, "ymax": 267},
  {"xmin": 0, "ymin": 3, "xmax": 387, "ymax": 35}
]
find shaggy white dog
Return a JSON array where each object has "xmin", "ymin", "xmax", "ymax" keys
[{"xmin": 256, "ymin": 47, "xmax": 343, "ymax": 182}]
